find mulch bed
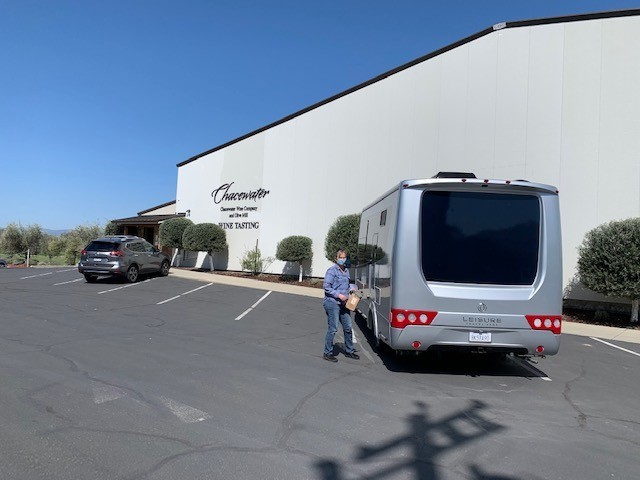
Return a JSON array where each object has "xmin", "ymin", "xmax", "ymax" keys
[
  {"xmin": 185, "ymin": 269, "xmax": 324, "ymax": 289},
  {"xmin": 563, "ymin": 307, "xmax": 639, "ymax": 330}
]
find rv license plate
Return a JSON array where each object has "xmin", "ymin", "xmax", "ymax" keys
[{"xmin": 469, "ymin": 332, "xmax": 492, "ymax": 343}]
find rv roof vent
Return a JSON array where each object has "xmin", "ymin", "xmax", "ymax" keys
[{"xmin": 432, "ymin": 172, "xmax": 477, "ymax": 179}]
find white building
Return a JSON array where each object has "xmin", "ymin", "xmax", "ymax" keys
[{"xmin": 175, "ymin": 9, "xmax": 640, "ymax": 307}]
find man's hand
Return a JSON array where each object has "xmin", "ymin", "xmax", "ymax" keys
[{"xmin": 338, "ymin": 294, "xmax": 347, "ymax": 301}]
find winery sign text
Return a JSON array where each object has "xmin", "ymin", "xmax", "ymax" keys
[{"xmin": 211, "ymin": 182, "xmax": 270, "ymax": 230}]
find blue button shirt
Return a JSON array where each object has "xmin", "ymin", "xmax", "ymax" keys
[{"xmin": 324, "ymin": 263, "xmax": 350, "ymax": 305}]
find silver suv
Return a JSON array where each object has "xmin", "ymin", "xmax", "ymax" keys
[{"xmin": 78, "ymin": 235, "xmax": 170, "ymax": 283}]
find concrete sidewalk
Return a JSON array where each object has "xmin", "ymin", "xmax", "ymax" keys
[{"xmin": 169, "ymin": 268, "xmax": 640, "ymax": 345}]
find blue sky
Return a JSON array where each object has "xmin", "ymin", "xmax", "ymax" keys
[{"xmin": 1, "ymin": 0, "xmax": 638, "ymax": 230}]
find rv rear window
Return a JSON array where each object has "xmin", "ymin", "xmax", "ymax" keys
[{"xmin": 421, "ymin": 191, "xmax": 540, "ymax": 285}]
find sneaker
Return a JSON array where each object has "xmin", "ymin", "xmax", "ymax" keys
[
  {"xmin": 323, "ymin": 354, "xmax": 338, "ymax": 363},
  {"xmin": 344, "ymin": 352, "xmax": 360, "ymax": 360}
]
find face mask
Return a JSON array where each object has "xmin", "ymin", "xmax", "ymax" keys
[{"xmin": 337, "ymin": 258, "xmax": 346, "ymax": 266}]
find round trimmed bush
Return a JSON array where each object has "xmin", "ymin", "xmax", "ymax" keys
[
  {"xmin": 324, "ymin": 214, "xmax": 360, "ymax": 261},
  {"xmin": 182, "ymin": 223, "xmax": 227, "ymax": 254},
  {"xmin": 159, "ymin": 217, "xmax": 193, "ymax": 249}
]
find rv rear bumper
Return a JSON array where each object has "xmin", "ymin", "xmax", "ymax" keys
[{"xmin": 389, "ymin": 325, "xmax": 561, "ymax": 356}]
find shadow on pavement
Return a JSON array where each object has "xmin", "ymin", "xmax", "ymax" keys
[{"xmin": 314, "ymin": 400, "xmax": 528, "ymax": 480}]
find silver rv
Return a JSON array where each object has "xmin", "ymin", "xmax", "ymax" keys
[{"xmin": 354, "ymin": 173, "xmax": 562, "ymax": 357}]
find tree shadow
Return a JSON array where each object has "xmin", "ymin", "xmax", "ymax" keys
[
  {"xmin": 353, "ymin": 313, "xmax": 550, "ymax": 378},
  {"xmin": 314, "ymin": 400, "xmax": 520, "ymax": 480}
]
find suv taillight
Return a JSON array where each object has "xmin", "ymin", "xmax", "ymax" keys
[
  {"xmin": 390, "ymin": 309, "xmax": 438, "ymax": 329},
  {"xmin": 109, "ymin": 250, "xmax": 124, "ymax": 257},
  {"xmin": 525, "ymin": 315, "xmax": 562, "ymax": 334},
  {"xmin": 81, "ymin": 249, "xmax": 87, "ymax": 255}
]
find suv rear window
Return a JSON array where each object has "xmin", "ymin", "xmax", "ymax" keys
[
  {"xmin": 421, "ymin": 191, "xmax": 540, "ymax": 285},
  {"xmin": 85, "ymin": 241, "xmax": 119, "ymax": 252}
]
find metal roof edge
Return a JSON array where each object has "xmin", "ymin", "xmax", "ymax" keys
[
  {"xmin": 177, "ymin": 8, "xmax": 640, "ymax": 169},
  {"xmin": 137, "ymin": 200, "xmax": 176, "ymax": 216}
]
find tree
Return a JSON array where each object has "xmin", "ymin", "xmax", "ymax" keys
[
  {"xmin": 0, "ymin": 223, "xmax": 26, "ymax": 256},
  {"xmin": 46, "ymin": 236, "xmax": 67, "ymax": 262},
  {"xmin": 276, "ymin": 236, "xmax": 312, "ymax": 282},
  {"xmin": 324, "ymin": 214, "xmax": 360, "ymax": 262},
  {"xmin": 104, "ymin": 221, "xmax": 122, "ymax": 236},
  {"xmin": 159, "ymin": 217, "xmax": 193, "ymax": 266},
  {"xmin": 182, "ymin": 223, "xmax": 227, "ymax": 271},
  {"xmin": 63, "ymin": 235, "xmax": 84, "ymax": 265},
  {"xmin": 63, "ymin": 224, "xmax": 103, "ymax": 265},
  {"xmin": 24, "ymin": 224, "xmax": 44, "ymax": 255},
  {"xmin": 577, "ymin": 218, "xmax": 640, "ymax": 322}
]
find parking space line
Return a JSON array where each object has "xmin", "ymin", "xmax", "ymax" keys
[
  {"xmin": 20, "ymin": 272, "xmax": 53, "ymax": 280},
  {"xmin": 54, "ymin": 278, "xmax": 84, "ymax": 286},
  {"xmin": 235, "ymin": 291, "xmax": 272, "ymax": 320},
  {"xmin": 590, "ymin": 337, "xmax": 640, "ymax": 357},
  {"xmin": 182, "ymin": 283, "xmax": 213, "ymax": 296},
  {"xmin": 98, "ymin": 278, "xmax": 156, "ymax": 294},
  {"xmin": 157, "ymin": 295, "xmax": 182, "ymax": 305},
  {"xmin": 55, "ymin": 268, "xmax": 76, "ymax": 273},
  {"xmin": 155, "ymin": 283, "xmax": 214, "ymax": 305}
]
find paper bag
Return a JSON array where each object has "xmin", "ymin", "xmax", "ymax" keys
[{"xmin": 345, "ymin": 293, "xmax": 360, "ymax": 311}]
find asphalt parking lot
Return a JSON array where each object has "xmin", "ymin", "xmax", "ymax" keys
[{"xmin": 1, "ymin": 267, "xmax": 639, "ymax": 480}]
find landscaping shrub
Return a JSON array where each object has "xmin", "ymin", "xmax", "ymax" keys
[
  {"xmin": 577, "ymin": 218, "xmax": 640, "ymax": 322},
  {"xmin": 240, "ymin": 246, "xmax": 274, "ymax": 274},
  {"xmin": 324, "ymin": 214, "xmax": 360, "ymax": 262},
  {"xmin": 276, "ymin": 236, "xmax": 312, "ymax": 282},
  {"xmin": 182, "ymin": 223, "xmax": 227, "ymax": 271}
]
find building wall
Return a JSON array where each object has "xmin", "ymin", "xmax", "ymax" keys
[{"xmin": 176, "ymin": 14, "xmax": 640, "ymax": 303}]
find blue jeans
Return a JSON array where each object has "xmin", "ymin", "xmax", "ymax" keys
[{"xmin": 323, "ymin": 298, "xmax": 354, "ymax": 355}]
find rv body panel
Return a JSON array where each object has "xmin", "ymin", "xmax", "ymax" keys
[{"xmin": 355, "ymin": 176, "xmax": 562, "ymax": 356}]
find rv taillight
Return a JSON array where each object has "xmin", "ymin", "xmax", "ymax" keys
[
  {"xmin": 525, "ymin": 315, "xmax": 562, "ymax": 335},
  {"xmin": 391, "ymin": 309, "xmax": 437, "ymax": 329}
]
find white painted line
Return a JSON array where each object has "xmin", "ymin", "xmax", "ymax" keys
[
  {"xmin": 158, "ymin": 396, "xmax": 211, "ymax": 423},
  {"xmin": 54, "ymin": 278, "xmax": 84, "ymax": 286},
  {"xmin": 182, "ymin": 283, "xmax": 213, "ymax": 295},
  {"xmin": 157, "ymin": 295, "xmax": 181, "ymax": 305},
  {"xmin": 235, "ymin": 308, "xmax": 252, "ymax": 321},
  {"xmin": 20, "ymin": 272, "xmax": 53, "ymax": 280},
  {"xmin": 156, "ymin": 283, "xmax": 213, "ymax": 304},
  {"xmin": 235, "ymin": 291, "xmax": 273, "ymax": 320},
  {"xmin": 55, "ymin": 268, "xmax": 76, "ymax": 273},
  {"xmin": 98, "ymin": 278, "xmax": 155, "ymax": 294},
  {"xmin": 590, "ymin": 337, "xmax": 640, "ymax": 357},
  {"xmin": 251, "ymin": 290, "xmax": 272, "ymax": 308},
  {"xmin": 352, "ymin": 329, "xmax": 376, "ymax": 363}
]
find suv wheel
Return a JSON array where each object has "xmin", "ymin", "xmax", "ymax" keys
[
  {"xmin": 160, "ymin": 260, "xmax": 170, "ymax": 276},
  {"xmin": 126, "ymin": 264, "xmax": 139, "ymax": 283},
  {"xmin": 84, "ymin": 274, "xmax": 98, "ymax": 283}
]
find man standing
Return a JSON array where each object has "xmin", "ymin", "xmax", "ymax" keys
[{"xmin": 323, "ymin": 249, "xmax": 359, "ymax": 362}]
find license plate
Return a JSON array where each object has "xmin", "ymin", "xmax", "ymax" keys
[
  {"xmin": 469, "ymin": 332, "xmax": 492, "ymax": 343},
  {"xmin": 92, "ymin": 258, "xmax": 103, "ymax": 262}
]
